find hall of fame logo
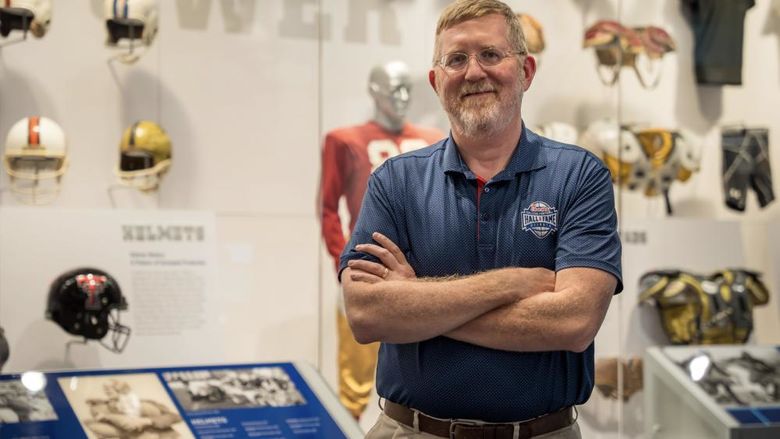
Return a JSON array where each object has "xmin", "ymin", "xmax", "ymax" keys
[{"xmin": 522, "ymin": 201, "xmax": 558, "ymax": 239}]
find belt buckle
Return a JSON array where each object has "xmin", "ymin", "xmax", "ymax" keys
[{"xmin": 449, "ymin": 418, "xmax": 479, "ymax": 439}]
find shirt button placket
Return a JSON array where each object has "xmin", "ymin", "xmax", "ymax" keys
[{"xmin": 478, "ymin": 184, "xmax": 495, "ymax": 267}]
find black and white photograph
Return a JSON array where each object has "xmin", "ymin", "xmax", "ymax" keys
[
  {"xmin": 0, "ymin": 379, "xmax": 58, "ymax": 423},
  {"xmin": 57, "ymin": 373, "xmax": 194, "ymax": 439},
  {"xmin": 163, "ymin": 367, "xmax": 307, "ymax": 412}
]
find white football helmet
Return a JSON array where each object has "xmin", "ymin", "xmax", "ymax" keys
[
  {"xmin": 103, "ymin": 0, "xmax": 159, "ymax": 63},
  {"xmin": 0, "ymin": 0, "xmax": 52, "ymax": 38},
  {"xmin": 3, "ymin": 116, "xmax": 68, "ymax": 204},
  {"xmin": 535, "ymin": 122, "xmax": 579, "ymax": 145}
]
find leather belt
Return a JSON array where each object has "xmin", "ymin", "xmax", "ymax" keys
[{"xmin": 383, "ymin": 401, "xmax": 575, "ymax": 439}]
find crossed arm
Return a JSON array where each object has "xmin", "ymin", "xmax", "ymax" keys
[{"xmin": 342, "ymin": 233, "xmax": 617, "ymax": 352}]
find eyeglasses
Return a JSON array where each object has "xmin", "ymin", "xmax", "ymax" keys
[{"xmin": 437, "ymin": 47, "xmax": 526, "ymax": 73}]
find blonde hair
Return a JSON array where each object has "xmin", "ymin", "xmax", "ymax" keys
[{"xmin": 433, "ymin": 0, "xmax": 527, "ymax": 65}]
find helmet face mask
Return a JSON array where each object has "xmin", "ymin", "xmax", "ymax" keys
[
  {"xmin": 3, "ymin": 116, "xmax": 68, "ymax": 204},
  {"xmin": 116, "ymin": 120, "xmax": 172, "ymax": 192},
  {"xmin": 47, "ymin": 269, "xmax": 131, "ymax": 354}
]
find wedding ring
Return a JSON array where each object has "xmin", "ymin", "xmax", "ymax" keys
[{"xmin": 382, "ymin": 267, "xmax": 389, "ymax": 279}]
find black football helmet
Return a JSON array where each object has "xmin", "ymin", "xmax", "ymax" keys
[{"xmin": 46, "ymin": 268, "xmax": 130, "ymax": 353}]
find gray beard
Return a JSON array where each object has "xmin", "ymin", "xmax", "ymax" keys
[
  {"xmin": 443, "ymin": 87, "xmax": 522, "ymax": 138},
  {"xmin": 454, "ymin": 101, "xmax": 511, "ymax": 138}
]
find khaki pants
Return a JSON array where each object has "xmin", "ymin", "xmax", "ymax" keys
[
  {"xmin": 337, "ymin": 309, "xmax": 379, "ymax": 418},
  {"xmin": 365, "ymin": 413, "xmax": 582, "ymax": 439}
]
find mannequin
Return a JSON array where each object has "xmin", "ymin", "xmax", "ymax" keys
[
  {"xmin": 367, "ymin": 61, "xmax": 411, "ymax": 133},
  {"xmin": 318, "ymin": 61, "xmax": 442, "ymax": 419}
]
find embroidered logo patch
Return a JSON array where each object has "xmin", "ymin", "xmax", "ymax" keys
[{"xmin": 522, "ymin": 201, "xmax": 558, "ymax": 239}]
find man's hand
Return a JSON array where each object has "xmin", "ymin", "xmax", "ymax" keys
[{"xmin": 346, "ymin": 232, "xmax": 416, "ymax": 283}]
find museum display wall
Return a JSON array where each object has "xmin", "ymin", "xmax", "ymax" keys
[{"xmin": 1, "ymin": 0, "xmax": 779, "ymax": 437}]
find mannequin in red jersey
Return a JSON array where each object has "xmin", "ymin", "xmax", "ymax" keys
[{"xmin": 319, "ymin": 61, "xmax": 443, "ymax": 419}]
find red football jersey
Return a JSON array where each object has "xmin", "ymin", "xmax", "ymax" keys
[{"xmin": 319, "ymin": 121, "xmax": 444, "ymax": 270}]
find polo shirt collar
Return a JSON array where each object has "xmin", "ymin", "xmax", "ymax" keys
[{"xmin": 442, "ymin": 121, "xmax": 547, "ymax": 180}]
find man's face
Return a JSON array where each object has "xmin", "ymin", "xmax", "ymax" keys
[{"xmin": 430, "ymin": 14, "xmax": 535, "ymax": 137}]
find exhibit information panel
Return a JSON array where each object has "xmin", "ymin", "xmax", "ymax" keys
[{"xmin": 0, "ymin": 361, "xmax": 362, "ymax": 438}]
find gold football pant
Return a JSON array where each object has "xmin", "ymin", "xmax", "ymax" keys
[{"xmin": 337, "ymin": 309, "xmax": 379, "ymax": 418}]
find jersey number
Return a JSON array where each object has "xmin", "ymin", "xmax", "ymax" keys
[{"xmin": 367, "ymin": 139, "xmax": 428, "ymax": 171}]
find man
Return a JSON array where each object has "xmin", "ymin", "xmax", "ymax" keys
[
  {"xmin": 339, "ymin": 1, "xmax": 622, "ymax": 438},
  {"xmin": 318, "ymin": 61, "xmax": 442, "ymax": 419}
]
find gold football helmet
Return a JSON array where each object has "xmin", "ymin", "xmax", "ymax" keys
[{"xmin": 115, "ymin": 120, "xmax": 171, "ymax": 192}]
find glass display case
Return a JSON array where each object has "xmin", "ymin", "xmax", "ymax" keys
[{"xmin": 0, "ymin": 1, "xmax": 778, "ymax": 437}]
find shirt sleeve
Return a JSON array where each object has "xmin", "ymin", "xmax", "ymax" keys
[
  {"xmin": 555, "ymin": 157, "xmax": 623, "ymax": 293},
  {"xmin": 337, "ymin": 165, "xmax": 401, "ymax": 280},
  {"xmin": 319, "ymin": 133, "xmax": 350, "ymax": 270}
]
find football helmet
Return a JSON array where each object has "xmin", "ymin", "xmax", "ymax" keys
[
  {"xmin": 515, "ymin": 13, "xmax": 545, "ymax": 54},
  {"xmin": 115, "ymin": 120, "xmax": 172, "ymax": 192},
  {"xmin": 104, "ymin": 0, "xmax": 159, "ymax": 63},
  {"xmin": 3, "ymin": 116, "xmax": 68, "ymax": 204},
  {"xmin": 0, "ymin": 0, "xmax": 52, "ymax": 38},
  {"xmin": 46, "ymin": 268, "xmax": 130, "ymax": 354},
  {"xmin": 535, "ymin": 121, "xmax": 578, "ymax": 145}
]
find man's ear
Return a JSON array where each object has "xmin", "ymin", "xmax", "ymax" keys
[
  {"xmin": 521, "ymin": 55, "xmax": 537, "ymax": 91},
  {"xmin": 428, "ymin": 70, "xmax": 438, "ymax": 93}
]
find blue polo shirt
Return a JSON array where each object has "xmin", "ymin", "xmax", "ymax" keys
[{"xmin": 339, "ymin": 124, "xmax": 622, "ymax": 422}]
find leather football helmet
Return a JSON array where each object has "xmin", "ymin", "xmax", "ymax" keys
[
  {"xmin": 515, "ymin": 13, "xmax": 545, "ymax": 54},
  {"xmin": 46, "ymin": 268, "xmax": 130, "ymax": 354},
  {"xmin": 3, "ymin": 116, "xmax": 68, "ymax": 204},
  {"xmin": 115, "ymin": 120, "xmax": 172, "ymax": 192},
  {"xmin": 104, "ymin": 0, "xmax": 159, "ymax": 63},
  {"xmin": 0, "ymin": 0, "xmax": 51, "ymax": 38}
]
